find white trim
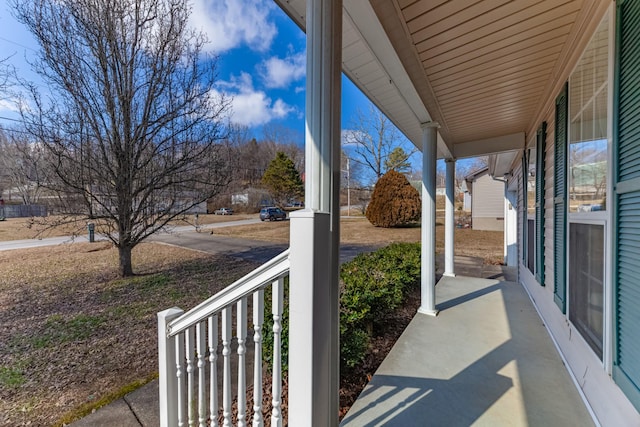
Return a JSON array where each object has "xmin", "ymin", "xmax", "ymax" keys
[
  {"xmin": 605, "ymin": 3, "xmax": 615, "ymax": 377},
  {"xmin": 453, "ymin": 132, "xmax": 525, "ymax": 159},
  {"xmin": 565, "ymin": 218, "xmax": 607, "ymax": 365},
  {"xmin": 565, "ymin": 5, "xmax": 614, "ymax": 375}
]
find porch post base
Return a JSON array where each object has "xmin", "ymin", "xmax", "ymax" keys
[
  {"xmin": 443, "ymin": 272, "xmax": 457, "ymax": 278},
  {"xmin": 418, "ymin": 306, "xmax": 439, "ymax": 317}
]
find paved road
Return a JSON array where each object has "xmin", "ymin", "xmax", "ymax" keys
[
  {"xmin": 0, "ymin": 218, "xmax": 261, "ymax": 252},
  {"xmin": 0, "ymin": 217, "xmax": 379, "ymax": 264}
]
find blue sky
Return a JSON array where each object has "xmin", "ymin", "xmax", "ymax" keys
[{"xmin": 0, "ymin": 0, "xmax": 422, "ymax": 176}]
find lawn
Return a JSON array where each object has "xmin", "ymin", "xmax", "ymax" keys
[
  {"xmin": 213, "ymin": 216, "xmax": 504, "ymax": 264},
  {"xmin": 0, "ymin": 216, "xmax": 504, "ymax": 425},
  {"xmin": 0, "ymin": 242, "xmax": 259, "ymax": 426}
]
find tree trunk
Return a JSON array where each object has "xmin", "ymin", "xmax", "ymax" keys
[{"xmin": 118, "ymin": 245, "xmax": 134, "ymax": 277}]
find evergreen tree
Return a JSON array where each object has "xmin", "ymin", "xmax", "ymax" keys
[
  {"xmin": 262, "ymin": 152, "xmax": 304, "ymax": 207},
  {"xmin": 366, "ymin": 170, "xmax": 421, "ymax": 227},
  {"xmin": 385, "ymin": 147, "xmax": 412, "ymax": 173}
]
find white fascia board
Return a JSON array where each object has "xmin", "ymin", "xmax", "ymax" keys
[
  {"xmin": 344, "ymin": 0, "xmax": 430, "ymax": 125},
  {"xmin": 274, "ymin": 0, "xmax": 454, "ymax": 159},
  {"xmin": 489, "ymin": 150, "xmax": 521, "ymax": 177},
  {"xmin": 454, "ymin": 132, "xmax": 525, "ymax": 159}
]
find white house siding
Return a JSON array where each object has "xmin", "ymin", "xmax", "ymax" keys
[
  {"xmin": 471, "ymin": 172, "xmax": 504, "ymax": 231},
  {"xmin": 517, "ymin": 3, "xmax": 640, "ymax": 424}
]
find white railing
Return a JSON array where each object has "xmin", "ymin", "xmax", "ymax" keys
[{"xmin": 158, "ymin": 249, "xmax": 290, "ymax": 427}]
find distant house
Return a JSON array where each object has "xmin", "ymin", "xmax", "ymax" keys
[{"xmin": 465, "ymin": 167, "xmax": 504, "ymax": 231}]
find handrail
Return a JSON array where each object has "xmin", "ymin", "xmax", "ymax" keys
[{"xmin": 168, "ymin": 249, "xmax": 290, "ymax": 336}]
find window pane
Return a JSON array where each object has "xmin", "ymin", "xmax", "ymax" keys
[
  {"xmin": 527, "ymin": 218, "xmax": 535, "ymax": 274},
  {"xmin": 569, "ymin": 223, "xmax": 604, "ymax": 360},
  {"xmin": 527, "ymin": 149, "xmax": 536, "ymax": 216},
  {"xmin": 568, "ymin": 14, "xmax": 609, "ymax": 213}
]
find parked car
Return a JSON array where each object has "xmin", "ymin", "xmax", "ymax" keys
[
  {"xmin": 260, "ymin": 207, "xmax": 287, "ymax": 221},
  {"xmin": 214, "ymin": 207, "xmax": 233, "ymax": 215}
]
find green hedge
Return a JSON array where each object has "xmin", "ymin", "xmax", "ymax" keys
[
  {"xmin": 263, "ymin": 242, "xmax": 422, "ymax": 373},
  {"xmin": 339, "ymin": 242, "xmax": 421, "ymax": 369}
]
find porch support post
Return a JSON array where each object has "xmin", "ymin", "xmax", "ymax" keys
[
  {"xmin": 419, "ymin": 123, "xmax": 439, "ymax": 316},
  {"xmin": 288, "ymin": 0, "xmax": 341, "ymax": 425},
  {"xmin": 444, "ymin": 158, "xmax": 456, "ymax": 277}
]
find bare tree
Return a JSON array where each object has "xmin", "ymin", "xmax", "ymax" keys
[
  {"xmin": 14, "ymin": 0, "xmax": 231, "ymax": 276},
  {"xmin": 0, "ymin": 128, "xmax": 47, "ymax": 204},
  {"xmin": 455, "ymin": 156, "xmax": 488, "ymax": 193},
  {"xmin": 343, "ymin": 105, "xmax": 416, "ymax": 184}
]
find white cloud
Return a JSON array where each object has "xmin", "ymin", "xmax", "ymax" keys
[
  {"xmin": 341, "ymin": 129, "xmax": 369, "ymax": 146},
  {"xmin": 190, "ymin": 0, "xmax": 277, "ymax": 53},
  {"xmin": 0, "ymin": 98, "xmax": 20, "ymax": 113},
  {"xmin": 259, "ymin": 51, "xmax": 305, "ymax": 88},
  {"xmin": 213, "ymin": 72, "xmax": 295, "ymax": 127}
]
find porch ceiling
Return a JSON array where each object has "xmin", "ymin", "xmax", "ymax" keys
[{"xmin": 275, "ymin": 0, "xmax": 607, "ymax": 161}]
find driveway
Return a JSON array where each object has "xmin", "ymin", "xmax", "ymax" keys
[{"xmin": 0, "ymin": 218, "xmax": 380, "ymax": 264}]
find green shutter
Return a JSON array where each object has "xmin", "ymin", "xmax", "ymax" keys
[
  {"xmin": 535, "ymin": 122, "xmax": 547, "ymax": 285},
  {"xmin": 522, "ymin": 155, "xmax": 528, "ymax": 265},
  {"xmin": 554, "ymin": 84, "xmax": 568, "ymax": 312},
  {"xmin": 614, "ymin": 0, "xmax": 640, "ymax": 412}
]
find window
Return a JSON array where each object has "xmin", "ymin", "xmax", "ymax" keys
[
  {"xmin": 569, "ymin": 16, "xmax": 609, "ymax": 213},
  {"xmin": 526, "ymin": 148, "xmax": 536, "ymax": 275},
  {"xmin": 566, "ymin": 10, "xmax": 610, "ymax": 361},
  {"xmin": 522, "ymin": 123, "xmax": 546, "ymax": 283},
  {"xmin": 569, "ymin": 223, "xmax": 604, "ymax": 359}
]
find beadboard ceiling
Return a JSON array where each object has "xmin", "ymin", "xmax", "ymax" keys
[{"xmin": 275, "ymin": 0, "xmax": 607, "ymax": 169}]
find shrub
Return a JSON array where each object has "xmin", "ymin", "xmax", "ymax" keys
[
  {"xmin": 366, "ymin": 170, "xmax": 421, "ymax": 227},
  {"xmin": 339, "ymin": 242, "xmax": 421, "ymax": 370},
  {"xmin": 262, "ymin": 242, "xmax": 422, "ymax": 374}
]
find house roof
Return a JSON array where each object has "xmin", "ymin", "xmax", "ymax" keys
[
  {"xmin": 465, "ymin": 166, "xmax": 490, "ymax": 182},
  {"xmin": 275, "ymin": 0, "xmax": 610, "ymax": 166}
]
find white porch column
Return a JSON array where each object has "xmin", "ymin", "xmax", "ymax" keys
[
  {"xmin": 444, "ymin": 158, "xmax": 456, "ymax": 277},
  {"xmin": 419, "ymin": 123, "xmax": 439, "ymax": 316},
  {"xmin": 288, "ymin": 0, "xmax": 341, "ymax": 425}
]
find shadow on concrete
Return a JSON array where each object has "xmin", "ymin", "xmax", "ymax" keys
[
  {"xmin": 342, "ymin": 342, "xmax": 514, "ymax": 427},
  {"xmin": 341, "ymin": 276, "xmax": 595, "ymax": 426}
]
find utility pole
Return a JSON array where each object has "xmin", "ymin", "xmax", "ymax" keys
[{"xmin": 342, "ymin": 156, "xmax": 351, "ymax": 216}]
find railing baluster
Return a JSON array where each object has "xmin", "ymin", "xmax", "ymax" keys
[
  {"xmin": 253, "ymin": 290, "xmax": 264, "ymax": 427},
  {"xmin": 161, "ymin": 250, "xmax": 290, "ymax": 426},
  {"xmin": 196, "ymin": 322, "xmax": 206, "ymax": 427},
  {"xmin": 176, "ymin": 332, "xmax": 186, "ymax": 427},
  {"xmin": 237, "ymin": 297, "xmax": 247, "ymax": 427},
  {"xmin": 271, "ymin": 278, "xmax": 284, "ymax": 427},
  {"xmin": 222, "ymin": 308, "xmax": 232, "ymax": 427},
  {"xmin": 208, "ymin": 315, "xmax": 219, "ymax": 427},
  {"xmin": 186, "ymin": 327, "xmax": 195, "ymax": 427}
]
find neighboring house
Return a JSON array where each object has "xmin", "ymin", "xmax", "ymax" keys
[
  {"xmin": 158, "ymin": 2, "xmax": 640, "ymax": 426},
  {"xmin": 464, "ymin": 167, "xmax": 504, "ymax": 231},
  {"xmin": 461, "ymin": 179, "xmax": 472, "ymax": 212}
]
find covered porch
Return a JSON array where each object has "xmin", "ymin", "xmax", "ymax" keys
[
  {"xmin": 155, "ymin": 0, "xmax": 625, "ymax": 425},
  {"xmin": 342, "ymin": 273, "xmax": 594, "ymax": 426}
]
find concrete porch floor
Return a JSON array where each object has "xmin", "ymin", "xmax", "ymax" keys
[{"xmin": 341, "ymin": 274, "xmax": 596, "ymax": 427}]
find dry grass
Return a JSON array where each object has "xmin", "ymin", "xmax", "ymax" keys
[
  {"xmin": 0, "ymin": 213, "xmax": 257, "ymax": 242},
  {"xmin": 213, "ymin": 217, "xmax": 504, "ymax": 264},
  {"xmin": 0, "ymin": 242, "xmax": 259, "ymax": 426},
  {"xmin": 0, "ymin": 213, "xmax": 503, "ymax": 425}
]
